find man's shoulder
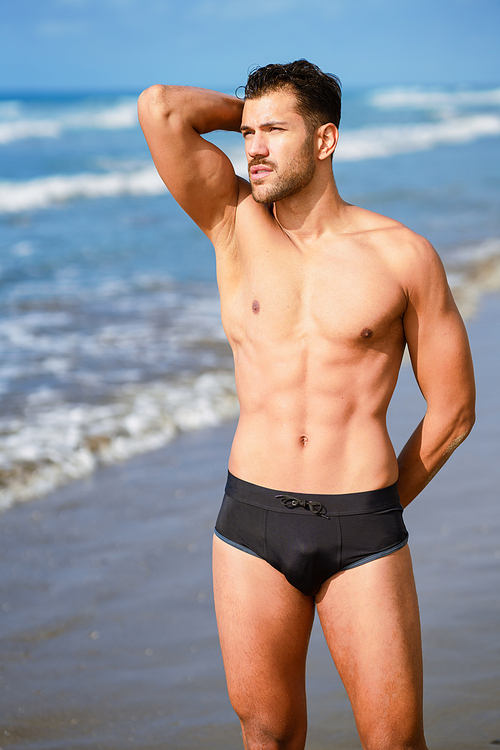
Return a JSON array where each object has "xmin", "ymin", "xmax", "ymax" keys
[
  {"xmin": 348, "ymin": 206, "xmax": 436, "ymax": 261},
  {"xmin": 343, "ymin": 206, "xmax": 446, "ymax": 302},
  {"xmin": 212, "ymin": 177, "xmax": 274, "ymax": 256},
  {"xmin": 348, "ymin": 206, "xmax": 420, "ymax": 240}
]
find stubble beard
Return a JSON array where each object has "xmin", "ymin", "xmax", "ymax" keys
[{"xmin": 249, "ymin": 133, "xmax": 316, "ymax": 205}]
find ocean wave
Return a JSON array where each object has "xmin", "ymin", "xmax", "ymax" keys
[
  {"xmin": 0, "ymin": 167, "xmax": 165, "ymax": 212},
  {"xmin": 2, "ymin": 110, "xmax": 499, "ymax": 213},
  {"xmin": 447, "ymin": 238, "xmax": 500, "ymax": 319},
  {"xmin": 0, "ymin": 118, "xmax": 62, "ymax": 143},
  {"xmin": 447, "ymin": 236, "xmax": 500, "ymax": 266},
  {"xmin": 0, "ymin": 280, "xmax": 227, "ymax": 403},
  {"xmin": 0, "ymin": 99, "xmax": 138, "ymax": 145},
  {"xmin": 335, "ymin": 114, "xmax": 500, "ymax": 162},
  {"xmin": 371, "ymin": 86, "xmax": 500, "ymax": 111},
  {"xmin": 0, "ymin": 370, "xmax": 238, "ymax": 512}
]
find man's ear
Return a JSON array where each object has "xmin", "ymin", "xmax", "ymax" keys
[{"xmin": 316, "ymin": 123, "xmax": 339, "ymax": 160}]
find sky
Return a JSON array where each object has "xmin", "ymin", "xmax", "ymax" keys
[{"xmin": 1, "ymin": 0, "xmax": 499, "ymax": 93}]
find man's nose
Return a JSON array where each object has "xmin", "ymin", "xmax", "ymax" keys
[{"xmin": 247, "ymin": 132, "xmax": 269, "ymax": 158}]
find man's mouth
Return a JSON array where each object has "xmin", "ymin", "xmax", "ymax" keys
[{"xmin": 249, "ymin": 163, "xmax": 274, "ymax": 181}]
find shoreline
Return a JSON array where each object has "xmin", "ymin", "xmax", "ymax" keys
[{"xmin": 0, "ymin": 293, "xmax": 499, "ymax": 748}]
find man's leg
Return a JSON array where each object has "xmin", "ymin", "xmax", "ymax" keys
[
  {"xmin": 316, "ymin": 545, "xmax": 428, "ymax": 750},
  {"xmin": 213, "ymin": 534, "xmax": 315, "ymax": 750}
]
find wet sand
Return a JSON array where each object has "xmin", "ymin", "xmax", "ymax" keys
[{"xmin": 1, "ymin": 294, "xmax": 499, "ymax": 749}]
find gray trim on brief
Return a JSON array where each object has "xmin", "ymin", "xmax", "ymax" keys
[
  {"xmin": 214, "ymin": 527, "xmax": 409, "ymax": 570},
  {"xmin": 214, "ymin": 528, "xmax": 261, "ymax": 558},
  {"xmin": 340, "ymin": 535, "xmax": 409, "ymax": 571}
]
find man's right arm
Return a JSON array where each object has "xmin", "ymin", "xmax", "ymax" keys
[
  {"xmin": 397, "ymin": 234, "xmax": 475, "ymax": 507},
  {"xmin": 138, "ymin": 85, "xmax": 244, "ymax": 240}
]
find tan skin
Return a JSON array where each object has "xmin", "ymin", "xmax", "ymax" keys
[{"xmin": 139, "ymin": 84, "xmax": 475, "ymax": 750}]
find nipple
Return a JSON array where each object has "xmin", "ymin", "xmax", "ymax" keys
[
  {"xmin": 361, "ymin": 328, "xmax": 373, "ymax": 339},
  {"xmin": 252, "ymin": 299, "xmax": 260, "ymax": 314}
]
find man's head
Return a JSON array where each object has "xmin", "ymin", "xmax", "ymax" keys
[
  {"xmin": 240, "ymin": 61, "xmax": 341, "ymax": 205},
  {"xmin": 244, "ymin": 59, "xmax": 342, "ymax": 134}
]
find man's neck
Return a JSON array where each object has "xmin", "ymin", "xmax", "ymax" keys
[{"xmin": 273, "ymin": 173, "xmax": 349, "ymax": 243}]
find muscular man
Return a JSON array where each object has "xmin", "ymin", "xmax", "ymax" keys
[{"xmin": 138, "ymin": 60, "xmax": 475, "ymax": 750}]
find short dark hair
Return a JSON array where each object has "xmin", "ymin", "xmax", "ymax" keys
[{"xmin": 244, "ymin": 59, "xmax": 342, "ymax": 131}]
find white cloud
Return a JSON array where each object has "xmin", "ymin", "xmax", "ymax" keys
[
  {"xmin": 56, "ymin": 0, "xmax": 91, "ymax": 6},
  {"xmin": 192, "ymin": 0, "xmax": 300, "ymax": 21},
  {"xmin": 38, "ymin": 20, "xmax": 89, "ymax": 36}
]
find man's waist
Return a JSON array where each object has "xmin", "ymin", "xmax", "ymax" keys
[{"xmin": 224, "ymin": 471, "xmax": 402, "ymax": 516}]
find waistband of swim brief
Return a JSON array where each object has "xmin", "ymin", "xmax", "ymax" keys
[{"xmin": 224, "ymin": 471, "xmax": 402, "ymax": 516}]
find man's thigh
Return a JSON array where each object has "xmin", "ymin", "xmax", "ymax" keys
[
  {"xmin": 212, "ymin": 535, "xmax": 315, "ymax": 726},
  {"xmin": 316, "ymin": 545, "xmax": 427, "ymax": 748}
]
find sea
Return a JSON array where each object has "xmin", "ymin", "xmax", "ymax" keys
[{"xmin": 1, "ymin": 83, "xmax": 500, "ymax": 511}]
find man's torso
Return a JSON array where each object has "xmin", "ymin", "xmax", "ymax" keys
[{"xmin": 214, "ymin": 184, "xmax": 413, "ymax": 494}]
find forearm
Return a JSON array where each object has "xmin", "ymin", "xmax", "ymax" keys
[
  {"xmin": 138, "ymin": 84, "xmax": 244, "ymax": 136},
  {"xmin": 397, "ymin": 407, "xmax": 475, "ymax": 508}
]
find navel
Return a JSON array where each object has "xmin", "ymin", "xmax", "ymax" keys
[
  {"xmin": 361, "ymin": 328, "xmax": 373, "ymax": 339},
  {"xmin": 252, "ymin": 299, "xmax": 260, "ymax": 315},
  {"xmin": 299, "ymin": 435, "xmax": 309, "ymax": 446}
]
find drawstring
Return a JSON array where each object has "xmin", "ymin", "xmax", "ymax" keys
[{"xmin": 275, "ymin": 494, "xmax": 329, "ymax": 520}]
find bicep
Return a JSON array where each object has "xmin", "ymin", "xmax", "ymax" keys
[{"xmin": 138, "ymin": 88, "xmax": 240, "ymax": 238}]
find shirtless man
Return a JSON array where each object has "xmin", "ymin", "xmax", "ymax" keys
[{"xmin": 138, "ymin": 60, "xmax": 475, "ymax": 750}]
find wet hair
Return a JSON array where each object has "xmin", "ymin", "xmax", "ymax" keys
[{"xmin": 243, "ymin": 59, "xmax": 342, "ymax": 131}]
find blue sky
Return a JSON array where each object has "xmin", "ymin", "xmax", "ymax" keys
[{"xmin": 1, "ymin": 0, "xmax": 499, "ymax": 93}]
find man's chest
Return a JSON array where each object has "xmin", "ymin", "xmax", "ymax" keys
[{"xmin": 219, "ymin": 244, "xmax": 407, "ymax": 348}]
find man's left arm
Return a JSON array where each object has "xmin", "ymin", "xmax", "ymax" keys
[{"xmin": 397, "ymin": 237, "xmax": 476, "ymax": 508}]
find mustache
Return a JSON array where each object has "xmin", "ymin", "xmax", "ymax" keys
[{"xmin": 248, "ymin": 158, "xmax": 276, "ymax": 170}]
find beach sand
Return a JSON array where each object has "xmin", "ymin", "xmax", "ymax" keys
[{"xmin": 1, "ymin": 293, "xmax": 499, "ymax": 750}]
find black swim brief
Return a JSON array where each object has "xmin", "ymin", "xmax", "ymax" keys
[{"xmin": 215, "ymin": 472, "xmax": 408, "ymax": 596}]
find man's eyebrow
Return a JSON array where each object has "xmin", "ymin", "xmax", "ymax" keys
[{"xmin": 240, "ymin": 120, "xmax": 288, "ymax": 132}]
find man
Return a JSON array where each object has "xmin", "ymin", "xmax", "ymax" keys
[{"xmin": 138, "ymin": 60, "xmax": 475, "ymax": 750}]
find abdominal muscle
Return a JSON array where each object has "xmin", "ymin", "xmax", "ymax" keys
[{"xmin": 227, "ymin": 344, "xmax": 402, "ymax": 495}]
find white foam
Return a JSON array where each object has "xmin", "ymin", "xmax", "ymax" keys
[
  {"xmin": 0, "ymin": 281, "xmax": 226, "ymax": 418},
  {"xmin": 0, "ymin": 99, "xmax": 138, "ymax": 145},
  {"xmin": 335, "ymin": 114, "xmax": 500, "ymax": 162},
  {"xmin": 64, "ymin": 101, "xmax": 138, "ymax": 131},
  {"xmin": 0, "ymin": 166, "xmax": 165, "ymax": 213},
  {"xmin": 0, "ymin": 370, "xmax": 238, "ymax": 511},
  {"xmin": 0, "ymin": 119, "xmax": 62, "ymax": 144},
  {"xmin": 371, "ymin": 86, "xmax": 500, "ymax": 111},
  {"xmin": 447, "ymin": 237, "xmax": 500, "ymax": 265},
  {"xmin": 447, "ymin": 237, "xmax": 500, "ymax": 319}
]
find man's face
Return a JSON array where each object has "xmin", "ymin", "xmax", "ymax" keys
[{"xmin": 241, "ymin": 90, "xmax": 316, "ymax": 204}]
